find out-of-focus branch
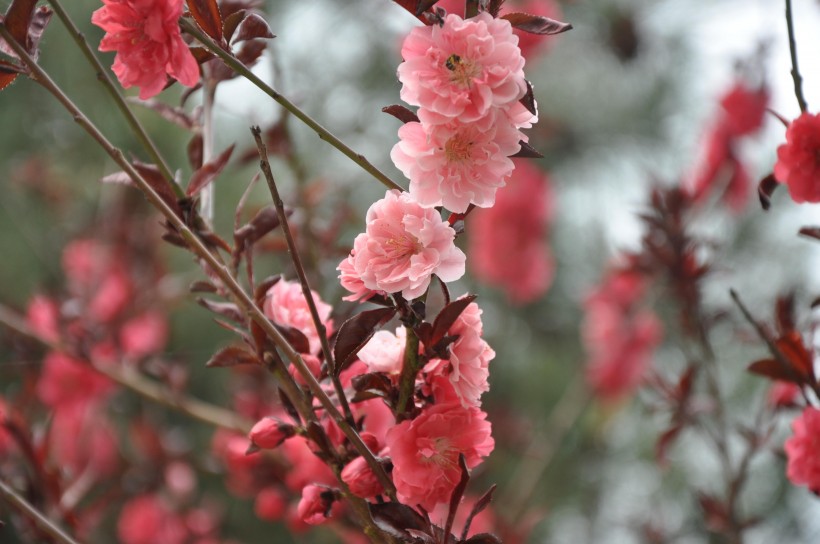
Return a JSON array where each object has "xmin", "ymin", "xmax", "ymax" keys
[
  {"xmin": 785, "ymin": 0, "xmax": 808, "ymax": 113},
  {"xmin": 0, "ymin": 478, "xmax": 81, "ymax": 544}
]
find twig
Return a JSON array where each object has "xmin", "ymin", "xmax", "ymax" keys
[
  {"xmin": 0, "ymin": 303, "xmax": 252, "ymax": 434},
  {"xmin": 0, "ymin": 478, "xmax": 81, "ymax": 544},
  {"xmin": 44, "ymin": 0, "xmax": 181, "ymax": 197},
  {"xmin": 251, "ymin": 126, "xmax": 355, "ymax": 424},
  {"xmin": 395, "ymin": 325, "xmax": 421, "ymax": 418},
  {"xmin": 785, "ymin": 0, "xmax": 809, "ymax": 113},
  {"xmin": 0, "ymin": 23, "xmax": 395, "ymax": 501},
  {"xmin": 179, "ymin": 18, "xmax": 404, "ymax": 193}
]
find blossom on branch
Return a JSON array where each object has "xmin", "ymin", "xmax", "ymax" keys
[
  {"xmin": 92, "ymin": 0, "xmax": 199, "ymax": 100},
  {"xmin": 774, "ymin": 112, "xmax": 820, "ymax": 203},
  {"xmin": 338, "ymin": 190, "xmax": 466, "ymax": 300},
  {"xmin": 263, "ymin": 279, "xmax": 333, "ymax": 356},
  {"xmin": 785, "ymin": 406, "xmax": 820, "ymax": 492}
]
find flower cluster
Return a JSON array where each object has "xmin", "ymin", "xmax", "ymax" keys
[{"xmin": 774, "ymin": 111, "xmax": 820, "ymax": 203}]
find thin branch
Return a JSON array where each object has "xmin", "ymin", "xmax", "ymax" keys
[
  {"xmin": 251, "ymin": 126, "xmax": 355, "ymax": 424},
  {"xmin": 0, "ymin": 303, "xmax": 252, "ymax": 434},
  {"xmin": 179, "ymin": 18, "xmax": 404, "ymax": 193},
  {"xmin": 785, "ymin": 0, "xmax": 809, "ymax": 113},
  {"xmin": 0, "ymin": 23, "xmax": 395, "ymax": 501},
  {"xmin": 44, "ymin": 0, "xmax": 182, "ymax": 197},
  {"xmin": 395, "ymin": 325, "xmax": 421, "ymax": 418},
  {"xmin": 0, "ymin": 478, "xmax": 81, "ymax": 544},
  {"xmin": 199, "ymin": 76, "xmax": 217, "ymax": 224}
]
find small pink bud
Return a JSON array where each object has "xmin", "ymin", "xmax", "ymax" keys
[
  {"xmin": 297, "ymin": 484, "xmax": 337, "ymax": 525},
  {"xmin": 248, "ymin": 417, "xmax": 295, "ymax": 450},
  {"xmin": 341, "ymin": 456, "xmax": 383, "ymax": 499},
  {"xmin": 359, "ymin": 432, "xmax": 380, "ymax": 453}
]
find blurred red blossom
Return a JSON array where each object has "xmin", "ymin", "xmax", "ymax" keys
[
  {"xmin": 91, "ymin": 0, "xmax": 199, "ymax": 99},
  {"xmin": 774, "ymin": 112, "xmax": 820, "ymax": 203},
  {"xmin": 785, "ymin": 406, "xmax": 820, "ymax": 492}
]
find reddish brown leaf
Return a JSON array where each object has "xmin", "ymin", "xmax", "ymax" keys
[
  {"xmin": 511, "ymin": 140, "xmax": 543, "ymax": 158},
  {"xmin": 235, "ymin": 39, "xmax": 267, "ymax": 68},
  {"xmin": 222, "ymin": 9, "xmax": 247, "ymax": 42},
  {"xmin": 382, "ymin": 104, "xmax": 420, "ymax": 124},
  {"xmin": 189, "ymin": 280, "xmax": 217, "ymax": 293},
  {"xmin": 520, "ymin": 79, "xmax": 537, "ymax": 116},
  {"xmin": 133, "ymin": 161, "xmax": 183, "ymax": 217},
  {"xmin": 197, "ymin": 298, "xmax": 245, "ymax": 324},
  {"xmin": 351, "ymin": 372, "xmax": 394, "ymax": 402},
  {"xmin": 776, "ymin": 331, "xmax": 814, "ymax": 380},
  {"xmin": 234, "ymin": 205, "xmax": 283, "ymax": 247},
  {"xmin": 130, "ymin": 98, "xmax": 199, "ymax": 130},
  {"xmin": 461, "ymin": 484, "xmax": 496, "ymax": 541},
  {"xmin": 775, "ymin": 294, "xmax": 796, "ymax": 335},
  {"xmin": 799, "ymin": 226, "xmax": 820, "ymax": 241},
  {"xmin": 186, "ymin": 0, "xmax": 223, "ymax": 41},
  {"xmin": 431, "ymin": 295, "xmax": 477, "ymax": 347},
  {"xmin": 187, "ymin": 144, "xmax": 235, "ymax": 197},
  {"xmin": 206, "ymin": 345, "xmax": 260, "ymax": 367},
  {"xmin": 501, "ymin": 12, "xmax": 573, "ymax": 35},
  {"xmin": 415, "ymin": 0, "xmax": 441, "ymax": 16},
  {"xmin": 747, "ymin": 358, "xmax": 801, "ymax": 383},
  {"xmin": 369, "ymin": 502, "xmax": 429, "ymax": 540},
  {"xmin": 655, "ymin": 424, "xmax": 683, "ymax": 469},
  {"xmin": 276, "ymin": 324, "xmax": 311, "ymax": 355},
  {"xmin": 444, "ymin": 455, "xmax": 470, "ymax": 541},
  {"xmin": 333, "ymin": 307, "xmax": 397, "ymax": 376},
  {"xmin": 757, "ymin": 173, "xmax": 778, "ymax": 211},
  {"xmin": 188, "ymin": 134, "xmax": 204, "ymax": 170},
  {"xmin": 233, "ymin": 13, "xmax": 275, "ymax": 43},
  {"xmin": 464, "ymin": 535, "xmax": 503, "ymax": 544},
  {"xmin": 3, "ymin": 0, "xmax": 39, "ymax": 50}
]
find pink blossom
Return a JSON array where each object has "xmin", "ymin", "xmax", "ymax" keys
[
  {"xmin": 248, "ymin": 417, "xmax": 295, "ymax": 450},
  {"xmin": 785, "ymin": 407, "xmax": 820, "ymax": 492},
  {"xmin": 92, "ymin": 0, "xmax": 199, "ymax": 100},
  {"xmin": 341, "ymin": 456, "xmax": 384, "ymax": 499},
  {"xmin": 443, "ymin": 300, "xmax": 494, "ymax": 408},
  {"xmin": 358, "ymin": 327, "xmax": 407, "ymax": 376},
  {"xmin": 255, "ymin": 488, "xmax": 287, "ymax": 521},
  {"xmin": 89, "ymin": 265, "xmax": 132, "ymax": 323},
  {"xmin": 774, "ymin": 112, "xmax": 820, "ymax": 203},
  {"xmin": 49, "ymin": 405, "xmax": 119, "ymax": 478},
  {"xmin": 768, "ymin": 381, "xmax": 801, "ymax": 409},
  {"xmin": 281, "ymin": 436, "xmax": 336, "ymax": 492},
  {"xmin": 37, "ymin": 351, "xmax": 114, "ymax": 410},
  {"xmin": 386, "ymin": 403, "xmax": 494, "ymax": 510},
  {"xmin": 339, "ymin": 190, "xmax": 466, "ymax": 300},
  {"xmin": 391, "ymin": 112, "xmax": 522, "ymax": 213},
  {"xmin": 0, "ymin": 397, "xmax": 15, "ymax": 456},
  {"xmin": 117, "ymin": 494, "xmax": 188, "ymax": 544},
  {"xmin": 297, "ymin": 484, "xmax": 337, "ymax": 525},
  {"xmin": 582, "ymin": 269, "xmax": 662, "ymax": 402},
  {"xmin": 26, "ymin": 295, "xmax": 60, "ymax": 343},
  {"xmin": 338, "ymin": 252, "xmax": 381, "ymax": 302},
  {"xmin": 119, "ymin": 311, "xmax": 168, "ymax": 359},
  {"xmin": 263, "ymin": 278, "xmax": 333, "ymax": 355},
  {"xmin": 469, "ymin": 160, "xmax": 554, "ymax": 304},
  {"xmin": 398, "ymin": 13, "xmax": 527, "ymax": 125}
]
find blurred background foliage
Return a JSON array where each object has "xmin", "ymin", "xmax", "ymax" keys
[{"xmin": 3, "ymin": 0, "xmax": 820, "ymax": 542}]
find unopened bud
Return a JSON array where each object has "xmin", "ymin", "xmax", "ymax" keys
[{"xmin": 248, "ymin": 417, "xmax": 295, "ymax": 451}]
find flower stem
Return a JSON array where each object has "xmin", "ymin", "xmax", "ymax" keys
[
  {"xmin": 251, "ymin": 126, "xmax": 355, "ymax": 424},
  {"xmin": 0, "ymin": 478, "xmax": 81, "ymax": 544},
  {"xmin": 785, "ymin": 0, "xmax": 809, "ymax": 113},
  {"xmin": 179, "ymin": 17, "xmax": 404, "ymax": 193},
  {"xmin": 44, "ymin": 0, "xmax": 182, "ymax": 198},
  {"xmin": 395, "ymin": 325, "xmax": 421, "ymax": 419}
]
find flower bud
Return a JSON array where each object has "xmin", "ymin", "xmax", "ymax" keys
[
  {"xmin": 297, "ymin": 484, "xmax": 338, "ymax": 525},
  {"xmin": 248, "ymin": 417, "xmax": 295, "ymax": 451},
  {"xmin": 341, "ymin": 456, "xmax": 383, "ymax": 499}
]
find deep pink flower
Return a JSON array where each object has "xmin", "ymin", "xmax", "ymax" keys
[
  {"xmin": 248, "ymin": 417, "xmax": 295, "ymax": 450},
  {"xmin": 297, "ymin": 484, "xmax": 337, "ymax": 525},
  {"xmin": 719, "ymin": 82, "xmax": 768, "ymax": 138},
  {"xmin": 263, "ymin": 279, "xmax": 333, "ymax": 355},
  {"xmin": 255, "ymin": 488, "xmax": 287, "ymax": 521},
  {"xmin": 281, "ymin": 436, "xmax": 336, "ymax": 492},
  {"xmin": 774, "ymin": 112, "xmax": 820, "ymax": 203},
  {"xmin": 338, "ymin": 190, "xmax": 466, "ymax": 300},
  {"xmin": 398, "ymin": 12, "xmax": 527, "ymax": 125},
  {"xmin": 358, "ymin": 327, "xmax": 407, "ymax": 376},
  {"xmin": 442, "ymin": 300, "xmax": 494, "ymax": 408},
  {"xmin": 768, "ymin": 381, "xmax": 801, "ymax": 409},
  {"xmin": 37, "ymin": 351, "xmax": 114, "ymax": 410},
  {"xmin": 386, "ymin": 403, "xmax": 494, "ymax": 510},
  {"xmin": 391, "ymin": 112, "xmax": 522, "ymax": 213},
  {"xmin": 26, "ymin": 295, "xmax": 60, "ymax": 343},
  {"xmin": 341, "ymin": 456, "xmax": 384, "ymax": 499},
  {"xmin": 119, "ymin": 311, "xmax": 168, "ymax": 359},
  {"xmin": 92, "ymin": 0, "xmax": 199, "ymax": 99},
  {"xmin": 469, "ymin": 160, "xmax": 554, "ymax": 304},
  {"xmin": 582, "ymin": 269, "xmax": 662, "ymax": 402},
  {"xmin": 785, "ymin": 407, "xmax": 820, "ymax": 492},
  {"xmin": 49, "ymin": 405, "xmax": 119, "ymax": 478},
  {"xmin": 117, "ymin": 494, "xmax": 188, "ymax": 544}
]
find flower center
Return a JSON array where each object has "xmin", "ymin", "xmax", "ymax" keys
[
  {"xmin": 418, "ymin": 437, "xmax": 455, "ymax": 467},
  {"xmin": 445, "ymin": 54, "xmax": 480, "ymax": 88},
  {"xmin": 444, "ymin": 133, "xmax": 473, "ymax": 163}
]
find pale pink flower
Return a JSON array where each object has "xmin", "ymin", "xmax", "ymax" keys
[
  {"xmin": 391, "ymin": 112, "xmax": 522, "ymax": 213},
  {"xmin": 443, "ymin": 300, "xmax": 493, "ymax": 408},
  {"xmin": 386, "ymin": 403, "xmax": 494, "ymax": 510},
  {"xmin": 92, "ymin": 0, "xmax": 199, "ymax": 100},
  {"xmin": 398, "ymin": 12, "xmax": 527, "ymax": 125},
  {"xmin": 469, "ymin": 160, "xmax": 554, "ymax": 304},
  {"xmin": 264, "ymin": 279, "xmax": 333, "ymax": 355},
  {"xmin": 785, "ymin": 406, "xmax": 820, "ymax": 492},
  {"xmin": 582, "ymin": 270, "xmax": 662, "ymax": 402},
  {"xmin": 339, "ymin": 190, "xmax": 466, "ymax": 300},
  {"xmin": 358, "ymin": 327, "xmax": 407, "ymax": 376},
  {"xmin": 338, "ymin": 252, "xmax": 381, "ymax": 302}
]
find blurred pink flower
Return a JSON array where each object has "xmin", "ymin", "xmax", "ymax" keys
[
  {"xmin": 49, "ymin": 405, "xmax": 119, "ymax": 478},
  {"xmin": 582, "ymin": 269, "xmax": 662, "ymax": 402},
  {"xmin": 391, "ymin": 112, "xmax": 522, "ymax": 213},
  {"xmin": 118, "ymin": 494, "xmax": 188, "ymax": 544},
  {"xmin": 339, "ymin": 190, "xmax": 466, "ymax": 300},
  {"xmin": 37, "ymin": 351, "xmax": 114, "ymax": 410},
  {"xmin": 92, "ymin": 0, "xmax": 199, "ymax": 99},
  {"xmin": 386, "ymin": 403, "xmax": 494, "ymax": 510},
  {"xmin": 768, "ymin": 381, "xmax": 801, "ymax": 409},
  {"xmin": 119, "ymin": 311, "xmax": 168, "ymax": 359},
  {"xmin": 264, "ymin": 279, "xmax": 333, "ymax": 355},
  {"xmin": 469, "ymin": 160, "xmax": 554, "ymax": 304},
  {"xmin": 255, "ymin": 488, "xmax": 287, "ymax": 521},
  {"xmin": 26, "ymin": 295, "xmax": 60, "ymax": 343},
  {"xmin": 774, "ymin": 112, "xmax": 820, "ymax": 203},
  {"xmin": 785, "ymin": 406, "xmax": 820, "ymax": 492},
  {"xmin": 398, "ymin": 12, "xmax": 526, "ymax": 125}
]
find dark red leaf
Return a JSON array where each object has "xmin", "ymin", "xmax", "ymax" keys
[
  {"xmin": 777, "ymin": 331, "xmax": 814, "ymax": 380},
  {"xmin": 131, "ymin": 98, "xmax": 199, "ymax": 130},
  {"xmin": 276, "ymin": 324, "xmax": 311, "ymax": 355},
  {"xmin": 757, "ymin": 173, "xmax": 778, "ymax": 211},
  {"xmin": 444, "ymin": 455, "xmax": 470, "ymax": 541},
  {"xmin": 3, "ymin": 0, "xmax": 39, "ymax": 51},
  {"xmin": 747, "ymin": 358, "xmax": 801, "ymax": 384},
  {"xmin": 133, "ymin": 161, "xmax": 183, "ymax": 217},
  {"xmin": 188, "ymin": 134, "xmax": 204, "ymax": 170},
  {"xmin": 333, "ymin": 307, "xmax": 397, "ymax": 376},
  {"xmin": 415, "ymin": 0, "xmax": 441, "ymax": 16},
  {"xmin": 655, "ymin": 424, "xmax": 683, "ymax": 469},
  {"xmin": 775, "ymin": 294, "xmax": 796, "ymax": 336},
  {"xmin": 464, "ymin": 534, "xmax": 503, "ymax": 544},
  {"xmin": 189, "ymin": 280, "xmax": 217, "ymax": 293},
  {"xmin": 520, "ymin": 80, "xmax": 537, "ymax": 116},
  {"xmin": 187, "ymin": 144, "xmax": 235, "ymax": 197},
  {"xmin": 197, "ymin": 298, "xmax": 245, "ymax": 324},
  {"xmin": 351, "ymin": 372, "xmax": 394, "ymax": 402},
  {"xmin": 235, "ymin": 39, "xmax": 267, "ymax": 68},
  {"xmin": 510, "ymin": 140, "xmax": 543, "ymax": 158},
  {"xmin": 369, "ymin": 502, "xmax": 429, "ymax": 540},
  {"xmin": 206, "ymin": 345, "xmax": 260, "ymax": 367},
  {"xmin": 799, "ymin": 226, "xmax": 820, "ymax": 241},
  {"xmin": 222, "ymin": 9, "xmax": 247, "ymax": 42},
  {"xmin": 501, "ymin": 12, "xmax": 573, "ymax": 35},
  {"xmin": 233, "ymin": 13, "xmax": 275, "ymax": 43},
  {"xmin": 431, "ymin": 295, "xmax": 477, "ymax": 347},
  {"xmin": 488, "ymin": 0, "xmax": 505, "ymax": 17},
  {"xmin": 461, "ymin": 484, "xmax": 497, "ymax": 541},
  {"xmin": 382, "ymin": 104, "xmax": 420, "ymax": 124},
  {"xmin": 234, "ymin": 205, "xmax": 283, "ymax": 246},
  {"xmin": 186, "ymin": 0, "xmax": 223, "ymax": 41}
]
